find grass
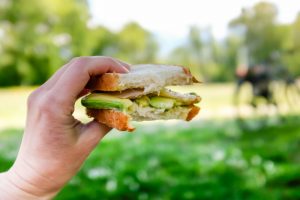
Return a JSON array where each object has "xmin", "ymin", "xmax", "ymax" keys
[
  {"xmin": 0, "ymin": 83, "xmax": 234, "ymax": 130},
  {"xmin": 1, "ymin": 118, "xmax": 300, "ymax": 199},
  {"xmin": 1, "ymin": 84, "xmax": 300, "ymax": 199}
]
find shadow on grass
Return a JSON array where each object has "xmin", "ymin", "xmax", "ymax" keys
[{"xmin": 1, "ymin": 118, "xmax": 300, "ymax": 199}]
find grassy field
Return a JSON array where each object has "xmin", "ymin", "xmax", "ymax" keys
[
  {"xmin": 0, "ymin": 83, "xmax": 235, "ymax": 130},
  {"xmin": 1, "ymin": 84, "xmax": 300, "ymax": 199}
]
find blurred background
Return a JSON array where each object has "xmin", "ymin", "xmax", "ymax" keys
[{"xmin": 0, "ymin": 0, "xmax": 300, "ymax": 199}]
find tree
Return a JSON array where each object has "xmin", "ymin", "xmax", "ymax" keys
[
  {"xmin": 0, "ymin": 0, "xmax": 160, "ymax": 86},
  {"xmin": 168, "ymin": 26, "xmax": 234, "ymax": 82},
  {"xmin": 283, "ymin": 13, "xmax": 300, "ymax": 76},
  {"xmin": 229, "ymin": 2, "xmax": 289, "ymax": 64},
  {"xmin": 0, "ymin": 0, "xmax": 92, "ymax": 86},
  {"xmin": 168, "ymin": 26, "xmax": 205, "ymax": 80},
  {"xmin": 115, "ymin": 22, "xmax": 158, "ymax": 64}
]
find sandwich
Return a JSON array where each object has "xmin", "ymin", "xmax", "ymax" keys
[{"xmin": 81, "ymin": 64, "xmax": 201, "ymax": 131}]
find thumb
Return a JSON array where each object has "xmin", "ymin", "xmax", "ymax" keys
[{"xmin": 78, "ymin": 120, "xmax": 111, "ymax": 152}]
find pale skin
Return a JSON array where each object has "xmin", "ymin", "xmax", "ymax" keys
[{"xmin": 0, "ymin": 57, "xmax": 130, "ymax": 199}]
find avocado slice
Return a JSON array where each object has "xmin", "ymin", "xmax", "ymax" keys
[
  {"xmin": 81, "ymin": 93, "xmax": 133, "ymax": 111},
  {"xmin": 135, "ymin": 96, "xmax": 150, "ymax": 107},
  {"xmin": 149, "ymin": 97, "xmax": 175, "ymax": 109}
]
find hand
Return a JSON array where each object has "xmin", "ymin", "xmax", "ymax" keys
[{"xmin": 0, "ymin": 56, "xmax": 130, "ymax": 199}]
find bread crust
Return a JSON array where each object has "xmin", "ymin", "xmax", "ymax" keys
[
  {"xmin": 88, "ymin": 74, "xmax": 120, "ymax": 91},
  {"xmin": 86, "ymin": 109, "xmax": 135, "ymax": 132},
  {"xmin": 186, "ymin": 106, "xmax": 201, "ymax": 121}
]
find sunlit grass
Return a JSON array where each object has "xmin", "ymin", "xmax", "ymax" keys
[
  {"xmin": 170, "ymin": 83, "xmax": 234, "ymax": 108},
  {"xmin": 0, "ymin": 86, "xmax": 90, "ymax": 129},
  {"xmin": 0, "ymin": 83, "xmax": 236, "ymax": 130},
  {"xmin": 0, "ymin": 87, "xmax": 32, "ymax": 129}
]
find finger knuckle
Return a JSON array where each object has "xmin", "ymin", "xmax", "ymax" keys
[
  {"xmin": 103, "ymin": 56, "xmax": 116, "ymax": 64},
  {"xmin": 35, "ymin": 93, "xmax": 61, "ymax": 117},
  {"xmin": 27, "ymin": 88, "xmax": 43, "ymax": 109},
  {"xmin": 70, "ymin": 56, "xmax": 80, "ymax": 63},
  {"xmin": 71, "ymin": 56, "xmax": 89, "ymax": 64}
]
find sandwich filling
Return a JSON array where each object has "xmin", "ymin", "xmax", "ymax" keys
[{"xmin": 81, "ymin": 88, "xmax": 201, "ymax": 121}]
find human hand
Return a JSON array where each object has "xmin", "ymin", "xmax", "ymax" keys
[{"xmin": 0, "ymin": 57, "xmax": 130, "ymax": 199}]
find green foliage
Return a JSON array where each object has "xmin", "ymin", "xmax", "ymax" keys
[
  {"xmin": 168, "ymin": 27, "xmax": 206, "ymax": 81},
  {"xmin": 230, "ymin": 2, "xmax": 289, "ymax": 64},
  {"xmin": 0, "ymin": 0, "xmax": 299, "ymax": 85},
  {"xmin": 283, "ymin": 14, "xmax": 300, "ymax": 76},
  {"xmin": 0, "ymin": 1, "xmax": 159, "ymax": 86},
  {"xmin": 115, "ymin": 22, "xmax": 158, "ymax": 63},
  {"xmin": 168, "ymin": 27, "xmax": 240, "ymax": 82},
  {"xmin": 0, "ymin": 0, "xmax": 90, "ymax": 85},
  {"xmin": 1, "ymin": 118, "xmax": 300, "ymax": 199}
]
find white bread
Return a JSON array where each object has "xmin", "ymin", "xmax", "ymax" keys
[{"xmin": 88, "ymin": 64, "xmax": 199, "ymax": 94}]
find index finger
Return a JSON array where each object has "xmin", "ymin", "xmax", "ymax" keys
[{"xmin": 51, "ymin": 56, "xmax": 130, "ymax": 105}]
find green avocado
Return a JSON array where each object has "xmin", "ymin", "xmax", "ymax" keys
[
  {"xmin": 149, "ymin": 97, "xmax": 175, "ymax": 109},
  {"xmin": 135, "ymin": 96, "xmax": 150, "ymax": 107},
  {"xmin": 81, "ymin": 93, "xmax": 133, "ymax": 111}
]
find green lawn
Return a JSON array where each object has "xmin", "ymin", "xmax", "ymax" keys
[
  {"xmin": 1, "ymin": 85, "xmax": 300, "ymax": 199},
  {"xmin": 1, "ymin": 118, "xmax": 300, "ymax": 199}
]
